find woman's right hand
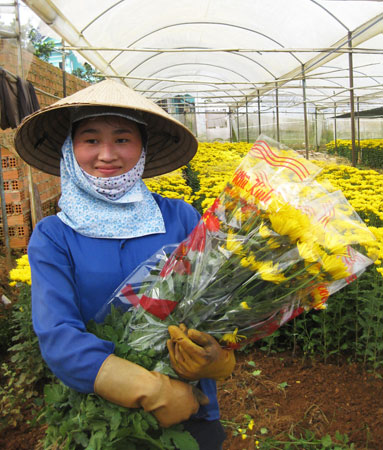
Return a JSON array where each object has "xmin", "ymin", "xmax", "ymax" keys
[
  {"xmin": 149, "ymin": 372, "xmax": 210, "ymax": 427},
  {"xmin": 94, "ymin": 354, "xmax": 209, "ymax": 428}
]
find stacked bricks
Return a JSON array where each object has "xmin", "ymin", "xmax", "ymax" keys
[{"xmin": 0, "ymin": 39, "xmax": 89, "ymax": 251}]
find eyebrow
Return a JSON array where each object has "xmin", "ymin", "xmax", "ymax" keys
[{"xmin": 78, "ymin": 127, "xmax": 135, "ymax": 135}]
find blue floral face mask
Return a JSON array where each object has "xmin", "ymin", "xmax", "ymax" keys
[
  {"xmin": 57, "ymin": 135, "xmax": 166, "ymax": 239},
  {"xmin": 80, "ymin": 149, "xmax": 146, "ymax": 200}
]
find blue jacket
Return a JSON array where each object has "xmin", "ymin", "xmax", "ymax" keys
[{"xmin": 28, "ymin": 193, "xmax": 219, "ymax": 420}]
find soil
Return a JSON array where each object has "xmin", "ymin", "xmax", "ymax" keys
[
  {"xmin": 219, "ymin": 351, "xmax": 383, "ymax": 450},
  {"xmin": 1, "ymin": 350, "xmax": 382, "ymax": 450}
]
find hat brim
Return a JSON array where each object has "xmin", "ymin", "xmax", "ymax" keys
[{"xmin": 14, "ymin": 80, "xmax": 198, "ymax": 178}]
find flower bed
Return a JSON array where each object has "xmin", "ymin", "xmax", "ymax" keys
[{"xmin": 325, "ymin": 139, "xmax": 383, "ymax": 168}]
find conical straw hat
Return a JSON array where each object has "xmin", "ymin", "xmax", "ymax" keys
[{"xmin": 14, "ymin": 79, "xmax": 198, "ymax": 178}]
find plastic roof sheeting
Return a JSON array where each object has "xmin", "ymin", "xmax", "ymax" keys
[{"xmin": 23, "ymin": 0, "xmax": 383, "ymax": 112}]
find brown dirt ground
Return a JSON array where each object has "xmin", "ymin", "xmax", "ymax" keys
[
  {"xmin": 1, "ymin": 349, "xmax": 383, "ymax": 450},
  {"xmin": 219, "ymin": 351, "xmax": 383, "ymax": 450}
]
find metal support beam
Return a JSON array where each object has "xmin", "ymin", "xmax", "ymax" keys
[
  {"xmin": 236, "ymin": 104, "xmax": 240, "ymax": 142},
  {"xmin": 257, "ymin": 90, "xmax": 261, "ymax": 136},
  {"xmin": 245, "ymin": 97, "xmax": 249, "ymax": 143},
  {"xmin": 357, "ymin": 96, "xmax": 361, "ymax": 163},
  {"xmin": 302, "ymin": 65, "xmax": 309, "ymax": 159},
  {"xmin": 333, "ymin": 102, "xmax": 337, "ymax": 153},
  {"xmin": 348, "ymin": 32, "xmax": 357, "ymax": 167},
  {"xmin": 315, "ymin": 107, "xmax": 319, "ymax": 151},
  {"xmin": 275, "ymin": 84, "xmax": 280, "ymax": 142},
  {"xmin": 62, "ymin": 39, "xmax": 67, "ymax": 97}
]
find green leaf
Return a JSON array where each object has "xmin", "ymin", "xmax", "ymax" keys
[
  {"xmin": 44, "ymin": 383, "xmax": 65, "ymax": 404},
  {"xmin": 321, "ymin": 434, "xmax": 333, "ymax": 447},
  {"xmin": 86, "ymin": 430, "xmax": 105, "ymax": 450},
  {"xmin": 74, "ymin": 431, "xmax": 89, "ymax": 447},
  {"xmin": 110, "ymin": 410, "xmax": 122, "ymax": 431},
  {"xmin": 161, "ymin": 428, "xmax": 199, "ymax": 450}
]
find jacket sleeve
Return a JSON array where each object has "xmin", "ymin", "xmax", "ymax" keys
[{"xmin": 28, "ymin": 220, "xmax": 114, "ymax": 393}]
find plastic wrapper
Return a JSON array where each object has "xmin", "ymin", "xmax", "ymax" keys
[{"xmin": 96, "ymin": 135, "xmax": 377, "ymax": 372}]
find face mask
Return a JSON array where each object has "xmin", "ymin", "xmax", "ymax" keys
[{"xmin": 81, "ymin": 150, "xmax": 146, "ymax": 200}]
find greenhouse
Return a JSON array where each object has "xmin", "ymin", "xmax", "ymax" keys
[
  {"xmin": 2, "ymin": 0, "xmax": 383, "ymax": 152},
  {"xmin": 1, "ymin": 1, "xmax": 383, "ymax": 450}
]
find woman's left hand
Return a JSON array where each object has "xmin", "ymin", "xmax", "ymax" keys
[{"xmin": 167, "ymin": 324, "xmax": 235, "ymax": 381}]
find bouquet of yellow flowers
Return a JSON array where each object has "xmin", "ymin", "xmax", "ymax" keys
[{"xmin": 97, "ymin": 136, "xmax": 377, "ymax": 370}]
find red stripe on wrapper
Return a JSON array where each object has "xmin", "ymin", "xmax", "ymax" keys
[
  {"xmin": 250, "ymin": 141, "xmax": 310, "ymax": 181},
  {"xmin": 121, "ymin": 284, "xmax": 141, "ymax": 307},
  {"xmin": 139, "ymin": 295, "xmax": 178, "ymax": 320}
]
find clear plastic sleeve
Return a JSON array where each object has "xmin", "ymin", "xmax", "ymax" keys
[{"xmin": 96, "ymin": 135, "xmax": 377, "ymax": 367}]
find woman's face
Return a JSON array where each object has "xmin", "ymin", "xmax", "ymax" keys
[{"xmin": 72, "ymin": 115, "xmax": 143, "ymax": 177}]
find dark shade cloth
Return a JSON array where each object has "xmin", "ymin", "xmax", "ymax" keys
[
  {"xmin": 0, "ymin": 67, "xmax": 40, "ymax": 130},
  {"xmin": 0, "ymin": 67, "xmax": 19, "ymax": 129},
  {"xmin": 16, "ymin": 76, "xmax": 40, "ymax": 122},
  {"xmin": 181, "ymin": 418, "xmax": 226, "ymax": 450}
]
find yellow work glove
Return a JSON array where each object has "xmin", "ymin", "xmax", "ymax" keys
[
  {"xmin": 167, "ymin": 324, "xmax": 236, "ymax": 381},
  {"xmin": 94, "ymin": 354, "xmax": 209, "ymax": 428}
]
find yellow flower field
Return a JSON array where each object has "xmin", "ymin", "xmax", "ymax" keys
[{"xmin": 144, "ymin": 168, "xmax": 195, "ymax": 204}]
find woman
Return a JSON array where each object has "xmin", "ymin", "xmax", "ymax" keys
[{"xmin": 14, "ymin": 79, "xmax": 235, "ymax": 449}]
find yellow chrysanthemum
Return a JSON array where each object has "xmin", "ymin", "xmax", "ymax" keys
[
  {"xmin": 221, "ymin": 327, "xmax": 246, "ymax": 344},
  {"xmin": 225, "ymin": 231, "xmax": 243, "ymax": 254},
  {"xmin": 297, "ymin": 241, "xmax": 319, "ymax": 263},
  {"xmin": 240, "ymin": 254, "xmax": 257, "ymax": 270},
  {"xmin": 323, "ymin": 234, "xmax": 349, "ymax": 256},
  {"xmin": 259, "ymin": 222, "xmax": 271, "ymax": 238},
  {"xmin": 305, "ymin": 262, "xmax": 322, "ymax": 276},
  {"xmin": 309, "ymin": 285, "xmax": 330, "ymax": 309},
  {"xmin": 321, "ymin": 253, "xmax": 350, "ymax": 280},
  {"xmin": 9, "ymin": 255, "xmax": 32, "ymax": 286},
  {"xmin": 267, "ymin": 238, "xmax": 280, "ymax": 249},
  {"xmin": 253, "ymin": 260, "xmax": 287, "ymax": 283},
  {"xmin": 240, "ymin": 301, "xmax": 251, "ymax": 310},
  {"xmin": 268, "ymin": 202, "xmax": 311, "ymax": 243}
]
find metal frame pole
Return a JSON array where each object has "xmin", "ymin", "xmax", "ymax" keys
[
  {"xmin": 357, "ymin": 96, "xmax": 361, "ymax": 163},
  {"xmin": 62, "ymin": 39, "xmax": 67, "ymax": 97},
  {"xmin": 315, "ymin": 107, "xmax": 319, "ymax": 151},
  {"xmin": 302, "ymin": 65, "xmax": 309, "ymax": 159},
  {"xmin": 275, "ymin": 84, "xmax": 280, "ymax": 142},
  {"xmin": 334, "ymin": 102, "xmax": 338, "ymax": 153},
  {"xmin": 245, "ymin": 96, "xmax": 249, "ymax": 143},
  {"xmin": 257, "ymin": 90, "xmax": 261, "ymax": 136},
  {"xmin": 348, "ymin": 31, "xmax": 357, "ymax": 167},
  {"xmin": 236, "ymin": 103, "xmax": 240, "ymax": 142}
]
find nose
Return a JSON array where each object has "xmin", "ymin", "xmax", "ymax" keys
[{"xmin": 98, "ymin": 142, "xmax": 117, "ymax": 161}]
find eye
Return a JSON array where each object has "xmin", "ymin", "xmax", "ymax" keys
[
  {"xmin": 116, "ymin": 138, "xmax": 130, "ymax": 143},
  {"xmin": 85, "ymin": 138, "xmax": 98, "ymax": 144}
]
